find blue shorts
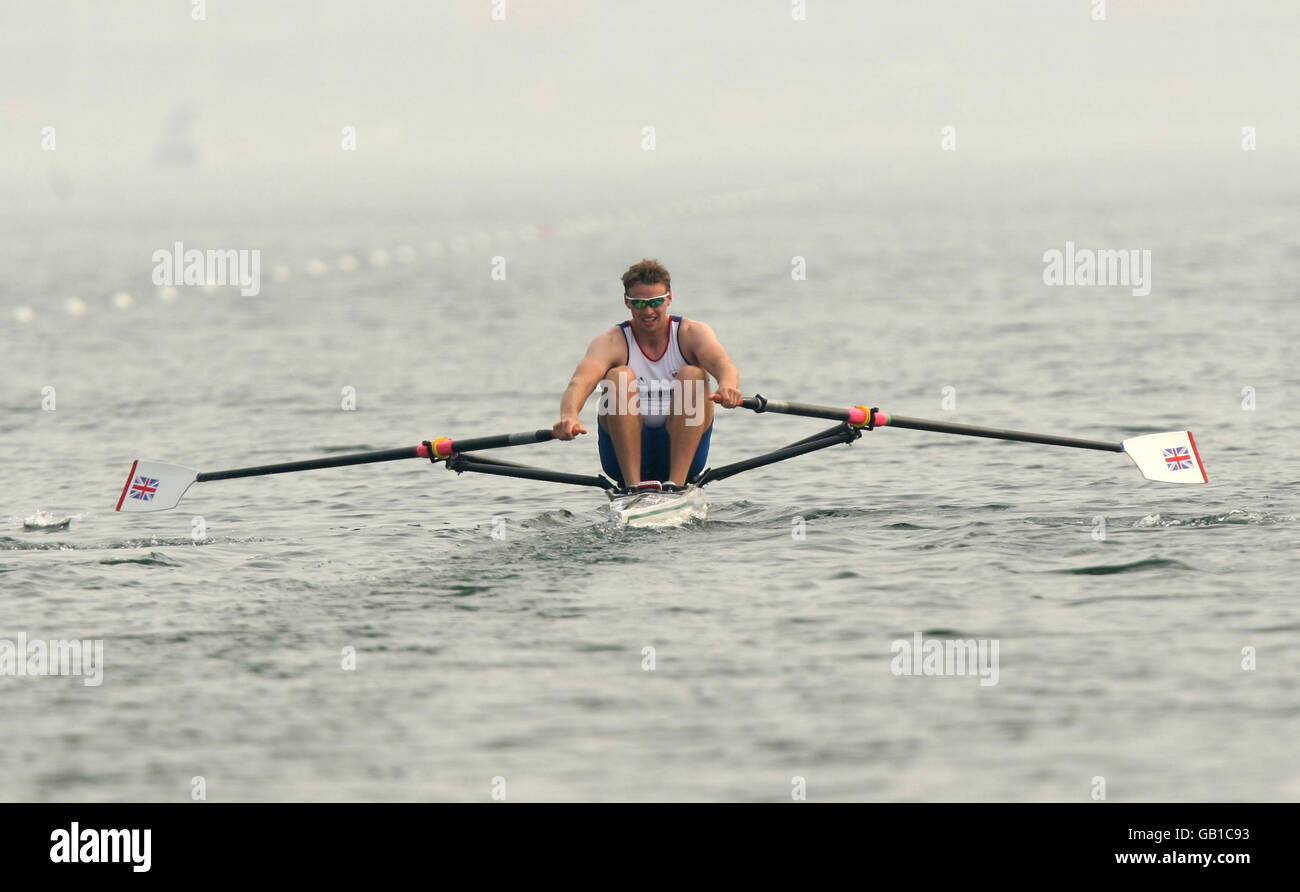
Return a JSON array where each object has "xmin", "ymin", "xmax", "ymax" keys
[{"xmin": 598, "ymin": 422, "xmax": 712, "ymax": 487}]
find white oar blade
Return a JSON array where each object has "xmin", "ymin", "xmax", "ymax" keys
[
  {"xmin": 1121, "ymin": 432, "xmax": 1208, "ymax": 484},
  {"xmin": 115, "ymin": 460, "xmax": 199, "ymax": 512}
]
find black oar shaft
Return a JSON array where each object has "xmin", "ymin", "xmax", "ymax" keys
[
  {"xmin": 197, "ymin": 446, "xmax": 422, "ymax": 481},
  {"xmin": 195, "ymin": 429, "xmax": 557, "ymax": 482},
  {"xmin": 739, "ymin": 394, "xmax": 1123, "ymax": 453},
  {"xmin": 880, "ymin": 414, "xmax": 1122, "ymax": 452}
]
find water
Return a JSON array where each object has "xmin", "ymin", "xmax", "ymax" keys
[{"xmin": 3, "ymin": 185, "xmax": 1298, "ymax": 801}]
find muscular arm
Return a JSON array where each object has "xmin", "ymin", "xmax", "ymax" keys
[
  {"xmin": 681, "ymin": 319, "xmax": 740, "ymax": 402},
  {"xmin": 554, "ymin": 329, "xmax": 622, "ymax": 437}
]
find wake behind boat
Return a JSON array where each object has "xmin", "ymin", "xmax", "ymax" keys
[{"xmin": 113, "ymin": 393, "xmax": 1208, "ymax": 529}]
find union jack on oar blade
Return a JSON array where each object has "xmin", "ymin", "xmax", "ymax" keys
[{"xmin": 1120, "ymin": 431, "xmax": 1208, "ymax": 484}]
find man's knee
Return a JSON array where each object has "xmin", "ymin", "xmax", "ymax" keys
[
  {"xmin": 602, "ymin": 365, "xmax": 638, "ymax": 392},
  {"xmin": 600, "ymin": 365, "xmax": 641, "ymax": 418},
  {"xmin": 671, "ymin": 367, "xmax": 711, "ymax": 426}
]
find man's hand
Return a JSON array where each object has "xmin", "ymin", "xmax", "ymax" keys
[
  {"xmin": 710, "ymin": 386, "xmax": 743, "ymax": 408},
  {"xmin": 552, "ymin": 417, "xmax": 588, "ymax": 440}
]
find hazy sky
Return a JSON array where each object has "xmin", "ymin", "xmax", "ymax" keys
[{"xmin": 4, "ymin": 0, "xmax": 1297, "ymax": 214}]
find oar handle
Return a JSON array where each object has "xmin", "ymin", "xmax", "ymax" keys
[{"xmin": 741, "ymin": 394, "xmax": 872, "ymax": 426}]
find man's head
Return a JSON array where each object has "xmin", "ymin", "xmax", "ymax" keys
[{"xmin": 621, "ymin": 259, "xmax": 672, "ymax": 331}]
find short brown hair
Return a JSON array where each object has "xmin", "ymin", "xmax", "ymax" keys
[{"xmin": 621, "ymin": 259, "xmax": 670, "ymax": 294}]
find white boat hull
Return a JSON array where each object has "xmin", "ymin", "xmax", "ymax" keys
[{"xmin": 608, "ymin": 485, "xmax": 708, "ymax": 528}]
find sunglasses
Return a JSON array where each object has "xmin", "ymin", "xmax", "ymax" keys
[{"xmin": 624, "ymin": 292, "xmax": 669, "ymax": 309}]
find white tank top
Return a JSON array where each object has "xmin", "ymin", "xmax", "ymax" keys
[{"xmin": 619, "ymin": 315, "xmax": 688, "ymax": 429}]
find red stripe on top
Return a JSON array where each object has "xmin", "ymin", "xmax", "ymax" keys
[
  {"xmin": 115, "ymin": 460, "xmax": 138, "ymax": 511},
  {"xmin": 1185, "ymin": 431, "xmax": 1208, "ymax": 482}
]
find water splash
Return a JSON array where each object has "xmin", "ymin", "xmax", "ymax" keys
[{"xmin": 1135, "ymin": 509, "xmax": 1287, "ymax": 528}]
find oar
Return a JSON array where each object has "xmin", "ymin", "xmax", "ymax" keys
[
  {"xmin": 739, "ymin": 395, "xmax": 1207, "ymax": 484},
  {"xmin": 115, "ymin": 429, "xmax": 555, "ymax": 513}
]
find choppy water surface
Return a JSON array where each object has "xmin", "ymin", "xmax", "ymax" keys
[{"xmin": 2, "ymin": 192, "xmax": 1297, "ymax": 801}]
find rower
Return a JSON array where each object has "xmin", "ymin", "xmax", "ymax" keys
[{"xmin": 551, "ymin": 259, "xmax": 743, "ymax": 490}]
